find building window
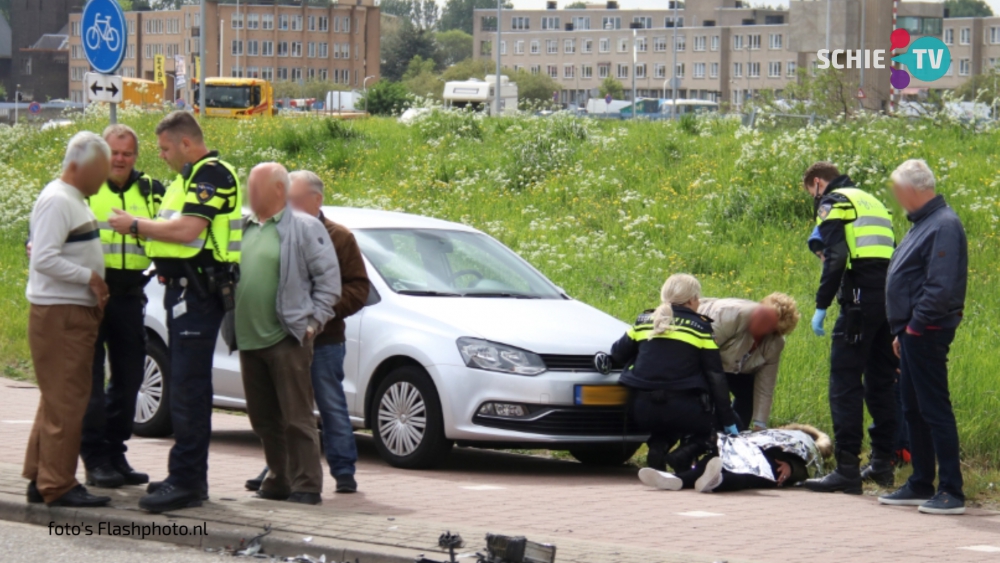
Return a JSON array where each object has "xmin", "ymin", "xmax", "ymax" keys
[
  {"xmin": 547, "ymin": 64, "xmax": 558, "ymax": 78},
  {"xmin": 262, "ymin": 41, "xmax": 274, "ymax": 56},
  {"xmin": 319, "ymin": 42, "xmax": 328, "ymax": 58},
  {"xmin": 278, "ymin": 41, "xmax": 289, "ymax": 57},
  {"xmin": 481, "ymin": 16, "xmax": 497, "ymax": 32},
  {"xmin": 768, "ymin": 61, "xmax": 781, "ymax": 77},
  {"xmin": 665, "ymin": 16, "xmax": 683, "ymax": 28},
  {"xmin": 990, "ymin": 26, "xmax": 1000, "ymax": 44},
  {"xmin": 617, "ymin": 64, "xmax": 629, "ymax": 78},
  {"xmin": 564, "ymin": 64, "xmax": 575, "ymax": 78},
  {"xmin": 319, "ymin": 16, "xmax": 329, "ymax": 32},
  {"xmin": 769, "ymin": 33, "xmax": 782, "ymax": 50},
  {"xmin": 71, "ymin": 21, "xmax": 80, "ymax": 36},
  {"xmin": 232, "ymin": 40, "xmax": 243, "ymax": 56},
  {"xmin": 308, "ymin": 42, "xmax": 316, "ymax": 58},
  {"xmin": 945, "ymin": 60, "xmax": 953, "ymax": 76},
  {"xmin": 733, "ymin": 35, "xmax": 743, "ymax": 50},
  {"xmin": 564, "ymin": 39, "xmax": 575, "ymax": 54},
  {"xmin": 654, "ymin": 36, "xmax": 667, "ymax": 52},
  {"xmin": 711, "ymin": 35, "xmax": 719, "ymax": 51},
  {"xmin": 633, "ymin": 16, "xmax": 652, "ymax": 29},
  {"xmin": 733, "ymin": 62, "xmax": 742, "ymax": 77},
  {"xmin": 675, "ymin": 62, "xmax": 684, "ymax": 78},
  {"xmin": 279, "ymin": 15, "xmax": 289, "ymax": 30},
  {"xmin": 636, "ymin": 37, "xmax": 647, "ymax": 52},
  {"xmin": 675, "ymin": 35, "xmax": 685, "ymax": 51},
  {"xmin": 694, "ymin": 62, "xmax": 706, "ymax": 78},
  {"xmin": 262, "ymin": 14, "xmax": 274, "ymax": 30},
  {"xmin": 343, "ymin": 17, "xmax": 350, "ymax": 33},
  {"xmin": 960, "ymin": 27, "xmax": 970, "ymax": 45},
  {"xmin": 515, "ymin": 40, "xmax": 524, "ymax": 54},
  {"xmin": 547, "ymin": 39, "xmax": 558, "ymax": 54},
  {"xmin": 618, "ymin": 38, "xmax": 628, "ymax": 53},
  {"xmin": 292, "ymin": 15, "xmax": 303, "ymax": 31},
  {"xmin": 582, "ymin": 39, "xmax": 593, "ymax": 53},
  {"xmin": 128, "ymin": 20, "xmax": 135, "ymax": 36},
  {"xmin": 748, "ymin": 34, "xmax": 761, "ymax": 50},
  {"xmin": 530, "ymin": 65, "xmax": 540, "ymax": 75},
  {"xmin": 959, "ymin": 58, "xmax": 970, "ymax": 75},
  {"xmin": 602, "ymin": 16, "xmax": 621, "ymax": 30},
  {"xmin": 481, "ymin": 41, "xmax": 491, "ymax": 56},
  {"xmin": 635, "ymin": 63, "xmax": 646, "ymax": 78},
  {"xmin": 599, "ymin": 38, "xmax": 610, "ymax": 53},
  {"xmin": 292, "ymin": 68, "xmax": 303, "ymax": 81},
  {"xmin": 748, "ymin": 62, "xmax": 760, "ymax": 77},
  {"xmin": 582, "ymin": 65, "xmax": 593, "ymax": 78},
  {"xmin": 232, "ymin": 12, "xmax": 243, "ymax": 29},
  {"xmin": 710, "ymin": 62, "xmax": 719, "ymax": 78},
  {"xmin": 542, "ymin": 16, "xmax": 560, "ymax": 30},
  {"xmin": 308, "ymin": 15, "xmax": 316, "ymax": 32},
  {"xmin": 512, "ymin": 17, "xmax": 530, "ymax": 30},
  {"xmin": 262, "ymin": 67, "xmax": 274, "ymax": 81},
  {"xmin": 248, "ymin": 13, "xmax": 259, "ymax": 29},
  {"xmin": 333, "ymin": 43, "xmax": 341, "ymax": 58},
  {"xmin": 247, "ymin": 40, "xmax": 259, "ymax": 56},
  {"xmin": 574, "ymin": 17, "xmax": 590, "ymax": 30},
  {"xmin": 530, "ymin": 40, "xmax": 540, "ymax": 54},
  {"xmin": 654, "ymin": 63, "xmax": 666, "ymax": 78},
  {"xmin": 598, "ymin": 63, "xmax": 610, "ymax": 78},
  {"xmin": 500, "ymin": 40, "xmax": 506, "ymax": 55},
  {"xmin": 694, "ymin": 35, "xmax": 706, "ymax": 51}
]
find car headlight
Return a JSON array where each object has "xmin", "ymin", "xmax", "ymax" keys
[{"xmin": 456, "ymin": 337, "xmax": 546, "ymax": 376}]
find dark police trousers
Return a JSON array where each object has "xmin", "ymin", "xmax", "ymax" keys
[
  {"xmin": 163, "ymin": 286, "xmax": 224, "ymax": 492},
  {"xmin": 80, "ymin": 291, "xmax": 147, "ymax": 469},
  {"xmin": 630, "ymin": 389, "xmax": 714, "ymax": 451},
  {"xmin": 828, "ymin": 301, "xmax": 898, "ymax": 458},
  {"xmin": 725, "ymin": 372, "xmax": 755, "ymax": 431},
  {"xmin": 899, "ymin": 329, "xmax": 964, "ymax": 500}
]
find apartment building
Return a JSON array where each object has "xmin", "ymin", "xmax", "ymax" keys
[
  {"xmin": 472, "ymin": 0, "xmax": 987, "ymax": 110},
  {"xmin": 67, "ymin": 1, "xmax": 380, "ymax": 104}
]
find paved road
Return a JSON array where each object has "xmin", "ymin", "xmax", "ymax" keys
[
  {"xmin": 3, "ymin": 377, "xmax": 1000, "ymax": 563},
  {"xmin": 0, "ymin": 519, "xmax": 230, "ymax": 563}
]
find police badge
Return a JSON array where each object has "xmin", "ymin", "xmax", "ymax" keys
[{"xmin": 196, "ymin": 182, "xmax": 216, "ymax": 203}]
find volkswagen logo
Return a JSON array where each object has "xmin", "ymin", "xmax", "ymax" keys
[{"xmin": 593, "ymin": 352, "xmax": 612, "ymax": 375}]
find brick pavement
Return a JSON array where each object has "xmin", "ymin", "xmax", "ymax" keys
[{"xmin": 2, "ymin": 376, "xmax": 1000, "ymax": 563}]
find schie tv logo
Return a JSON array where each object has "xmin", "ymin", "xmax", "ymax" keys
[{"xmin": 815, "ymin": 29, "xmax": 952, "ymax": 89}]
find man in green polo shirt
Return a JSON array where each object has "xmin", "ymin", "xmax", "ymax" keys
[{"xmin": 235, "ymin": 162, "xmax": 341, "ymax": 506}]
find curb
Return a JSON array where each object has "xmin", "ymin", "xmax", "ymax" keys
[{"xmin": 0, "ymin": 494, "xmax": 417, "ymax": 563}]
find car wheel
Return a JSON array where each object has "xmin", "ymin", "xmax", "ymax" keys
[
  {"xmin": 132, "ymin": 337, "xmax": 173, "ymax": 438},
  {"xmin": 569, "ymin": 443, "xmax": 642, "ymax": 466},
  {"xmin": 372, "ymin": 366, "xmax": 453, "ymax": 469}
]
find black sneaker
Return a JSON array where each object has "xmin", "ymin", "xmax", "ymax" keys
[
  {"xmin": 245, "ymin": 466, "xmax": 269, "ymax": 492},
  {"xmin": 110, "ymin": 458, "xmax": 149, "ymax": 486},
  {"xmin": 146, "ymin": 480, "xmax": 209, "ymax": 501},
  {"xmin": 26, "ymin": 481, "xmax": 43, "ymax": 504},
  {"xmin": 47, "ymin": 485, "xmax": 111, "ymax": 507},
  {"xmin": 85, "ymin": 464, "xmax": 125, "ymax": 488},
  {"xmin": 286, "ymin": 492, "xmax": 322, "ymax": 505},
  {"xmin": 138, "ymin": 483, "xmax": 203, "ymax": 513},
  {"xmin": 919, "ymin": 492, "xmax": 966, "ymax": 515},
  {"xmin": 334, "ymin": 474, "xmax": 357, "ymax": 494},
  {"xmin": 878, "ymin": 484, "xmax": 933, "ymax": 506},
  {"xmin": 255, "ymin": 488, "xmax": 290, "ymax": 501}
]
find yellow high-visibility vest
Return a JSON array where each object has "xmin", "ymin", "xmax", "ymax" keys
[
  {"xmin": 817, "ymin": 187, "xmax": 895, "ymax": 265},
  {"xmin": 88, "ymin": 174, "xmax": 160, "ymax": 270}
]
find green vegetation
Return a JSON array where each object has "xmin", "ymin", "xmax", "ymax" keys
[
  {"xmin": 944, "ymin": 0, "xmax": 993, "ymax": 18},
  {"xmin": 1, "ymin": 108, "xmax": 999, "ymax": 500}
]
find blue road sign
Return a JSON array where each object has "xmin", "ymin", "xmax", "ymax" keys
[
  {"xmin": 82, "ymin": 0, "xmax": 127, "ymax": 75},
  {"xmin": 605, "ymin": 94, "xmax": 613, "ymax": 104},
  {"xmin": 28, "ymin": 102, "xmax": 42, "ymax": 114}
]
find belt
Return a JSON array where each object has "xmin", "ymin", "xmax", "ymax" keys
[{"xmin": 159, "ymin": 275, "xmax": 205, "ymax": 290}]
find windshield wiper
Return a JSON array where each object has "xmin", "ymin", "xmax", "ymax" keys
[
  {"xmin": 396, "ymin": 290, "xmax": 463, "ymax": 297},
  {"xmin": 462, "ymin": 292, "xmax": 541, "ymax": 299}
]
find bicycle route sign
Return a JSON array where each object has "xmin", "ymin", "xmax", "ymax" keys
[{"xmin": 82, "ymin": 0, "xmax": 127, "ymax": 75}]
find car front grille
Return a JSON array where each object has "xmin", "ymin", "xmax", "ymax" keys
[
  {"xmin": 540, "ymin": 354, "xmax": 622, "ymax": 372},
  {"xmin": 474, "ymin": 406, "xmax": 641, "ymax": 436}
]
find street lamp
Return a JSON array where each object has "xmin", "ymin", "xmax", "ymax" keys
[
  {"xmin": 670, "ymin": 0, "xmax": 679, "ymax": 120},
  {"xmin": 363, "ymin": 75, "xmax": 375, "ymax": 114},
  {"xmin": 494, "ymin": 0, "xmax": 502, "ymax": 115},
  {"xmin": 13, "ymin": 84, "xmax": 20, "ymax": 125}
]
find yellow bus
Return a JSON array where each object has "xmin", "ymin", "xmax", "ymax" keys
[{"xmin": 191, "ymin": 77, "xmax": 275, "ymax": 118}]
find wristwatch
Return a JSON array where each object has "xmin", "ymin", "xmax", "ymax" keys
[{"xmin": 129, "ymin": 219, "xmax": 139, "ymax": 235}]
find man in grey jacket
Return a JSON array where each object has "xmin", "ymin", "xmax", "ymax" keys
[
  {"xmin": 236, "ymin": 162, "xmax": 341, "ymax": 506},
  {"xmin": 879, "ymin": 159, "xmax": 968, "ymax": 516}
]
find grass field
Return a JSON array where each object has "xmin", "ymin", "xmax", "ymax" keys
[{"xmin": 2, "ymin": 107, "xmax": 998, "ymax": 500}]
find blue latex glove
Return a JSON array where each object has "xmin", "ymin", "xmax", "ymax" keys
[
  {"xmin": 723, "ymin": 424, "xmax": 739, "ymax": 436},
  {"xmin": 811, "ymin": 309, "xmax": 827, "ymax": 336}
]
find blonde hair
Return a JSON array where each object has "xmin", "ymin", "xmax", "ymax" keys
[
  {"xmin": 760, "ymin": 292, "xmax": 801, "ymax": 336},
  {"xmin": 652, "ymin": 273, "xmax": 702, "ymax": 335}
]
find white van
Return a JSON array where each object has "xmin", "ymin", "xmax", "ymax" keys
[{"xmin": 443, "ymin": 76, "xmax": 518, "ymax": 114}]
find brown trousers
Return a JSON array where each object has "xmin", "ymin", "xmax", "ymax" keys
[
  {"xmin": 23, "ymin": 304, "xmax": 102, "ymax": 502},
  {"xmin": 240, "ymin": 336, "xmax": 323, "ymax": 495}
]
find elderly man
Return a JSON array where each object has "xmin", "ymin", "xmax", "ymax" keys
[
  {"xmin": 236, "ymin": 163, "xmax": 341, "ymax": 505},
  {"xmin": 699, "ymin": 293, "xmax": 800, "ymax": 432},
  {"xmin": 244, "ymin": 171, "xmax": 370, "ymax": 494},
  {"xmin": 24, "ymin": 132, "xmax": 110, "ymax": 507},
  {"xmin": 80, "ymin": 125, "xmax": 164, "ymax": 489},
  {"xmin": 879, "ymin": 159, "xmax": 968, "ymax": 515}
]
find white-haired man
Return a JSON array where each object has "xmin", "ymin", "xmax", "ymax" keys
[
  {"xmin": 234, "ymin": 163, "xmax": 341, "ymax": 505},
  {"xmin": 879, "ymin": 159, "xmax": 968, "ymax": 515},
  {"xmin": 24, "ymin": 132, "xmax": 111, "ymax": 507}
]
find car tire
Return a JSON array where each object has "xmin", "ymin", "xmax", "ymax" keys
[
  {"xmin": 569, "ymin": 443, "xmax": 642, "ymax": 466},
  {"xmin": 372, "ymin": 366, "xmax": 453, "ymax": 469},
  {"xmin": 132, "ymin": 336, "xmax": 173, "ymax": 438}
]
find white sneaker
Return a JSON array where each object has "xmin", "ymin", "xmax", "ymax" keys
[
  {"xmin": 638, "ymin": 467, "xmax": 683, "ymax": 491},
  {"xmin": 695, "ymin": 457, "xmax": 725, "ymax": 493}
]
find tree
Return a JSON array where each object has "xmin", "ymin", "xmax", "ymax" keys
[
  {"xmin": 380, "ymin": 0, "xmax": 439, "ymax": 30},
  {"xmin": 955, "ymin": 66, "xmax": 1000, "ymax": 102},
  {"xmin": 599, "ymin": 76, "xmax": 624, "ymax": 100},
  {"xmin": 782, "ymin": 67, "xmax": 866, "ymax": 120},
  {"xmin": 441, "ymin": 58, "xmax": 494, "ymax": 82},
  {"xmin": 509, "ymin": 69, "xmax": 560, "ymax": 105},
  {"xmin": 403, "ymin": 56, "xmax": 444, "ymax": 99},
  {"xmin": 944, "ymin": 0, "xmax": 993, "ymax": 17},
  {"xmin": 564, "ymin": 1, "xmax": 587, "ymax": 8},
  {"xmin": 358, "ymin": 80, "xmax": 413, "ymax": 115},
  {"xmin": 436, "ymin": 30, "xmax": 473, "ymax": 66},
  {"xmin": 381, "ymin": 20, "xmax": 442, "ymax": 82},
  {"xmin": 440, "ymin": 0, "xmax": 512, "ymax": 35}
]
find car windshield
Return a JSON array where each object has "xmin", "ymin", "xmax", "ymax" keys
[{"xmin": 354, "ymin": 229, "xmax": 564, "ymax": 299}]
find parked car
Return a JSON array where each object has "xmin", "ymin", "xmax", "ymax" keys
[{"xmin": 135, "ymin": 207, "xmax": 643, "ymax": 468}]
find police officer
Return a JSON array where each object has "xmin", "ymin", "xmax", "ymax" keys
[
  {"xmin": 800, "ymin": 162, "xmax": 899, "ymax": 494},
  {"xmin": 611, "ymin": 273, "xmax": 739, "ymax": 474},
  {"xmin": 107, "ymin": 111, "xmax": 242, "ymax": 513},
  {"xmin": 81, "ymin": 125, "xmax": 164, "ymax": 489}
]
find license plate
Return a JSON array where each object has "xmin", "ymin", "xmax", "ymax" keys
[{"xmin": 574, "ymin": 385, "xmax": 628, "ymax": 406}]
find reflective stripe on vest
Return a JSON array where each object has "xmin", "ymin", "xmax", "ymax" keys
[
  {"xmin": 144, "ymin": 157, "xmax": 242, "ymax": 263},
  {"xmin": 87, "ymin": 175, "xmax": 158, "ymax": 271},
  {"xmin": 627, "ymin": 324, "xmax": 718, "ymax": 350},
  {"xmin": 816, "ymin": 187, "xmax": 895, "ymax": 264}
]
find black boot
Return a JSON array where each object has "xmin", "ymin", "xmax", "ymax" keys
[
  {"xmin": 85, "ymin": 464, "xmax": 125, "ymax": 488},
  {"xmin": 804, "ymin": 451, "xmax": 862, "ymax": 495},
  {"xmin": 861, "ymin": 449, "xmax": 896, "ymax": 488},
  {"xmin": 245, "ymin": 466, "xmax": 269, "ymax": 492},
  {"xmin": 646, "ymin": 444, "xmax": 667, "ymax": 471},
  {"xmin": 111, "ymin": 457, "xmax": 149, "ymax": 486},
  {"xmin": 664, "ymin": 441, "xmax": 708, "ymax": 474}
]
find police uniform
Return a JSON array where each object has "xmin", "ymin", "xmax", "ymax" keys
[
  {"xmin": 806, "ymin": 175, "xmax": 899, "ymax": 491},
  {"xmin": 81, "ymin": 171, "xmax": 164, "ymax": 477},
  {"xmin": 611, "ymin": 306, "xmax": 739, "ymax": 469},
  {"xmin": 144, "ymin": 151, "xmax": 241, "ymax": 496}
]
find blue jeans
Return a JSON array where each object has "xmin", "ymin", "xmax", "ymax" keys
[
  {"xmin": 311, "ymin": 342, "xmax": 357, "ymax": 477},
  {"xmin": 899, "ymin": 328, "xmax": 963, "ymax": 500},
  {"xmin": 164, "ymin": 287, "xmax": 223, "ymax": 492}
]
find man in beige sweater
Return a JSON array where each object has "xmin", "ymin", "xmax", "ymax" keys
[{"xmin": 699, "ymin": 294, "xmax": 800, "ymax": 431}]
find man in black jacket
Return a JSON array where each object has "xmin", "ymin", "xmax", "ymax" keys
[
  {"xmin": 800, "ymin": 162, "xmax": 899, "ymax": 495},
  {"xmin": 879, "ymin": 159, "xmax": 968, "ymax": 515}
]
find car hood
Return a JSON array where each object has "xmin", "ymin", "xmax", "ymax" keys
[{"xmin": 394, "ymin": 296, "xmax": 628, "ymax": 355}]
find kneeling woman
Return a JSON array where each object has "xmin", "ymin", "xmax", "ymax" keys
[{"xmin": 611, "ymin": 273, "xmax": 740, "ymax": 471}]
